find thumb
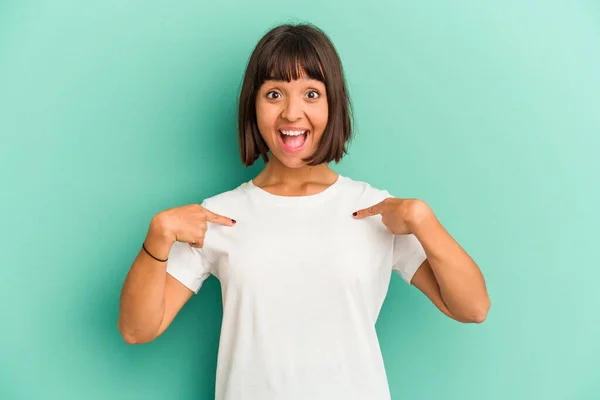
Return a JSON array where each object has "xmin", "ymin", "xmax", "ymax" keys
[
  {"xmin": 352, "ymin": 201, "xmax": 384, "ymax": 219},
  {"xmin": 203, "ymin": 208, "xmax": 237, "ymax": 227}
]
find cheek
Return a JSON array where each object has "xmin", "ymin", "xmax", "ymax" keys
[
  {"xmin": 256, "ymin": 103, "xmax": 279, "ymax": 127},
  {"xmin": 310, "ymin": 103, "xmax": 329, "ymax": 132},
  {"xmin": 255, "ymin": 105, "xmax": 276, "ymax": 138}
]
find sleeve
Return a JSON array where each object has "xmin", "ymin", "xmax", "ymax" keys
[
  {"xmin": 166, "ymin": 241, "xmax": 214, "ymax": 294},
  {"xmin": 392, "ymin": 233, "xmax": 427, "ymax": 284},
  {"xmin": 374, "ymin": 187, "xmax": 427, "ymax": 284},
  {"xmin": 165, "ymin": 198, "xmax": 216, "ymax": 294}
]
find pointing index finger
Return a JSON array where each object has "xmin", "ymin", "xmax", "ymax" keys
[
  {"xmin": 352, "ymin": 201, "xmax": 384, "ymax": 219},
  {"xmin": 203, "ymin": 208, "xmax": 236, "ymax": 226}
]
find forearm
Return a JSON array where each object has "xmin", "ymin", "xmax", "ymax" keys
[
  {"xmin": 410, "ymin": 205, "xmax": 490, "ymax": 322},
  {"xmin": 118, "ymin": 222, "xmax": 173, "ymax": 343}
]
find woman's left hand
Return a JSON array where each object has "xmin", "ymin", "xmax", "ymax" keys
[{"xmin": 352, "ymin": 198, "xmax": 431, "ymax": 235}]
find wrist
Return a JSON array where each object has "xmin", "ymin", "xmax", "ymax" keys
[
  {"xmin": 145, "ymin": 216, "xmax": 175, "ymax": 260},
  {"xmin": 148, "ymin": 214, "xmax": 175, "ymax": 242},
  {"xmin": 407, "ymin": 200, "xmax": 434, "ymax": 235}
]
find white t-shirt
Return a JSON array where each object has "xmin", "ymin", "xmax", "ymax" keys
[{"xmin": 166, "ymin": 174, "xmax": 427, "ymax": 400}]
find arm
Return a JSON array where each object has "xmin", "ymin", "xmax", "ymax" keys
[
  {"xmin": 118, "ymin": 203, "xmax": 234, "ymax": 344},
  {"xmin": 117, "ymin": 219, "xmax": 193, "ymax": 344},
  {"xmin": 409, "ymin": 202, "xmax": 490, "ymax": 323}
]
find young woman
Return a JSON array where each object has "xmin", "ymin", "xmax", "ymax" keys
[{"xmin": 118, "ymin": 23, "xmax": 490, "ymax": 400}]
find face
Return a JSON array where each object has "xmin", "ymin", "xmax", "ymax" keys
[{"xmin": 255, "ymin": 76, "xmax": 328, "ymax": 168}]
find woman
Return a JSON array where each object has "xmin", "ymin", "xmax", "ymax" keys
[{"xmin": 118, "ymin": 23, "xmax": 490, "ymax": 400}]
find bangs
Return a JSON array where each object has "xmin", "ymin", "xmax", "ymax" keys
[{"xmin": 256, "ymin": 33, "xmax": 325, "ymax": 85}]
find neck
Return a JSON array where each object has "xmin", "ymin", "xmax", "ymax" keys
[{"xmin": 253, "ymin": 156, "xmax": 337, "ymax": 188}]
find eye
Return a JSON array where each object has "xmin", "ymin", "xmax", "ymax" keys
[
  {"xmin": 266, "ymin": 91, "xmax": 281, "ymax": 100},
  {"xmin": 306, "ymin": 90, "xmax": 320, "ymax": 99}
]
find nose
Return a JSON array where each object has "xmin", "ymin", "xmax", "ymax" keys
[{"xmin": 280, "ymin": 96, "xmax": 303, "ymax": 121}]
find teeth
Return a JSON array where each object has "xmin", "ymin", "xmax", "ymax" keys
[{"xmin": 280, "ymin": 130, "xmax": 307, "ymax": 136}]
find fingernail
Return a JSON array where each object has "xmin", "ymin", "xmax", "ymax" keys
[
  {"xmin": 352, "ymin": 212, "xmax": 357, "ymax": 217},
  {"xmin": 231, "ymin": 219, "xmax": 236, "ymax": 224}
]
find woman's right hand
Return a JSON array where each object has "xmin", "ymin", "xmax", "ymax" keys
[{"xmin": 151, "ymin": 204, "xmax": 236, "ymax": 248}]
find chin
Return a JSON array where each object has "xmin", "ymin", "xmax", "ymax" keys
[
  {"xmin": 277, "ymin": 155, "xmax": 308, "ymax": 169},
  {"xmin": 271, "ymin": 151, "xmax": 313, "ymax": 169}
]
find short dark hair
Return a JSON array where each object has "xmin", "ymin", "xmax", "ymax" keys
[{"xmin": 237, "ymin": 23, "xmax": 353, "ymax": 167}]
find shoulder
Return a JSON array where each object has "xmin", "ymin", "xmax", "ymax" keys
[
  {"xmin": 200, "ymin": 180, "xmax": 250, "ymax": 214},
  {"xmin": 338, "ymin": 175, "xmax": 392, "ymax": 204}
]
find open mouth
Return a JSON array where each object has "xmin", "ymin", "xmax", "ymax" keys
[{"xmin": 278, "ymin": 129, "xmax": 310, "ymax": 153}]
